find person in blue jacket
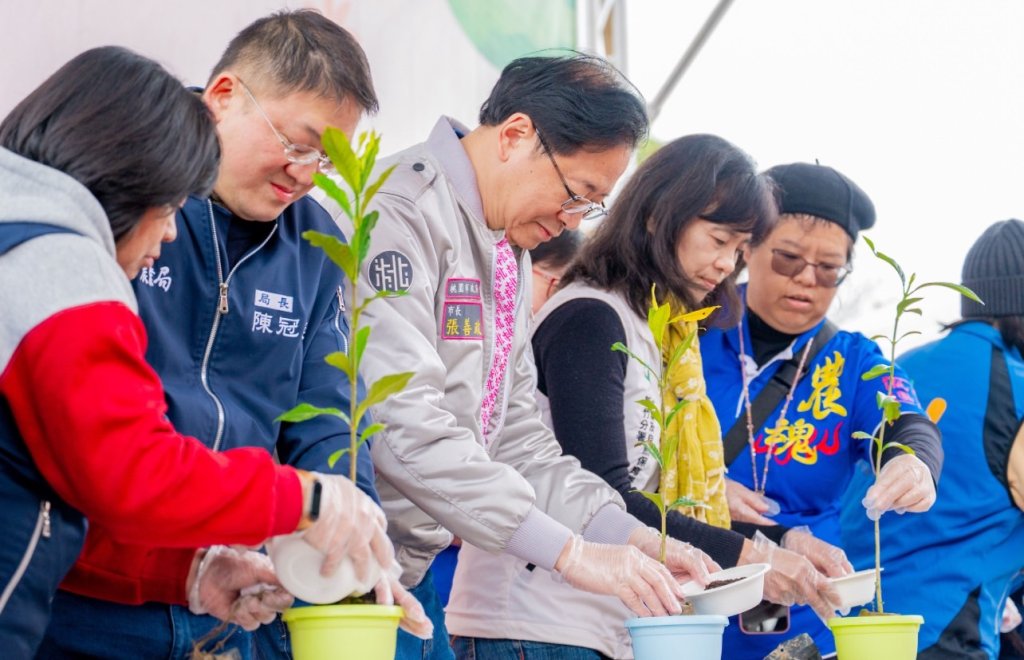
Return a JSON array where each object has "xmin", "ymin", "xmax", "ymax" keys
[
  {"xmin": 700, "ymin": 162, "xmax": 943, "ymax": 659},
  {"xmin": 842, "ymin": 218, "xmax": 1024, "ymax": 658},
  {"xmin": 37, "ymin": 10, "xmax": 425, "ymax": 660}
]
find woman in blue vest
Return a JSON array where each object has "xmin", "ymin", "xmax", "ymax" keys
[
  {"xmin": 700, "ymin": 162, "xmax": 944, "ymax": 659},
  {"xmin": 842, "ymin": 219, "xmax": 1024, "ymax": 658}
]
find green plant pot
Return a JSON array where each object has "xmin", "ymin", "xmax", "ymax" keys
[
  {"xmin": 283, "ymin": 604, "xmax": 403, "ymax": 660},
  {"xmin": 828, "ymin": 614, "xmax": 923, "ymax": 659}
]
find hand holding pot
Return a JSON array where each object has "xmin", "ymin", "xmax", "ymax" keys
[
  {"xmin": 781, "ymin": 526, "xmax": 853, "ymax": 578},
  {"xmin": 862, "ymin": 454, "xmax": 935, "ymax": 520},
  {"xmin": 724, "ymin": 478, "xmax": 780, "ymax": 525},
  {"xmin": 371, "ymin": 562, "xmax": 434, "ymax": 640},
  {"xmin": 187, "ymin": 545, "xmax": 294, "ymax": 631},
  {"xmin": 628, "ymin": 526, "xmax": 718, "ymax": 587},
  {"xmin": 300, "ymin": 472, "xmax": 394, "ymax": 580},
  {"xmin": 742, "ymin": 531, "xmax": 841, "ymax": 620},
  {"xmin": 555, "ymin": 535, "xmax": 685, "ymax": 617}
]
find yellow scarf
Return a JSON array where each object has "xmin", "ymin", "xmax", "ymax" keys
[{"xmin": 659, "ymin": 303, "xmax": 731, "ymax": 528}]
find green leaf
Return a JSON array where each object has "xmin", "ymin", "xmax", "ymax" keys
[
  {"xmin": 668, "ymin": 496, "xmax": 707, "ymax": 510},
  {"xmin": 881, "ymin": 441, "xmax": 916, "ymax": 456},
  {"xmin": 276, "ymin": 403, "xmax": 349, "ymax": 424},
  {"xmin": 664, "ymin": 398, "xmax": 689, "ymax": 429},
  {"xmin": 882, "ymin": 397, "xmax": 902, "ymax": 423},
  {"xmin": 903, "ymin": 308, "xmax": 923, "ymax": 316},
  {"xmin": 636, "ymin": 398, "xmax": 663, "ymax": 428},
  {"xmin": 852, "ymin": 431, "xmax": 874, "ymax": 440},
  {"xmin": 666, "ymin": 329, "xmax": 697, "ymax": 369},
  {"xmin": 303, "ymin": 230, "xmax": 357, "ymax": 282},
  {"xmin": 896, "ymin": 297, "xmax": 923, "ymax": 315},
  {"xmin": 356, "ymin": 371, "xmax": 415, "ymax": 422},
  {"xmin": 354, "ymin": 326, "xmax": 371, "ymax": 364},
  {"xmin": 356, "ymin": 211, "xmax": 380, "ymax": 262},
  {"xmin": 913, "ymin": 281, "xmax": 983, "ymax": 304},
  {"xmin": 896, "ymin": 330, "xmax": 922, "ymax": 343},
  {"xmin": 633, "ymin": 489, "xmax": 666, "ymax": 517},
  {"xmin": 365, "ymin": 164, "xmax": 397, "ymax": 208},
  {"xmin": 324, "ymin": 351, "xmax": 353, "ymax": 375},
  {"xmin": 327, "ymin": 447, "xmax": 351, "ymax": 469},
  {"xmin": 321, "ymin": 126, "xmax": 361, "ymax": 193},
  {"xmin": 358, "ymin": 132, "xmax": 382, "ymax": 189},
  {"xmin": 360, "ymin": 422, "xmax": 386, "ymax": 443},
  {"xmin": 611, "ymin": 342, "xmax": 658, "ymax": 380},
  {"xmin": 647, "ymin": 300, "xmax": 672, "ymax": 348},
  {"xmin": 313, "ymin": 172, "xmax": 353, "ymax": 220},
  {"xmin": 861, "ymin": 364, "xmax": 891, "ymax": 381},
  {"xmin": 639, "ymin": 440, "xmax": 665, "ymax": 471}
]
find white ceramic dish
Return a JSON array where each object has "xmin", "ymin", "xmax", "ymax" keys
[
  {"xmin": 829, "ymin": 567, "xmax": 883, "ymax": 611},
  {"xmin": 679, "ymin": 562, "xmax": 770, "ymax": 617},
  {"xmin": 267, "ymin": 533, "xmax": 380, "ymax": 604}
]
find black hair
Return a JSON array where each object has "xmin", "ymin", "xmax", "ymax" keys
[
  {"xmin": 0, "ymin": 46, "xmax": 220, "ymax": 241},
  {"xmin": 561, "ymin": 134, "xmax": 777, "ymax": 325},
  {"xmin": 529, "ymin": 229, "xmax": 584, "ymax": 270},
  {"xmin": 210, "ymin": 9, "xmax": 378, "ymax": 113},
  {"xmin": 479, "ymin": 53, "xmax": 648, "ymax": 155}
]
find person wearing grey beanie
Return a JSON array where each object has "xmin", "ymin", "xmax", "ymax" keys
[{"xmin": 839, "ymin": 218, "xmax": 1024, "ymax": 657}]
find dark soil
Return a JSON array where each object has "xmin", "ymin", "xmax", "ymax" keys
[{"xmin": 705, "ymin": 577, "xmax": 743, "ymax": 590}]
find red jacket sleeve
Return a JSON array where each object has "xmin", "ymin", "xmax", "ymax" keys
[{"xmin": 0, "ymin": 301, "xmax": 303, "ymax": 555}]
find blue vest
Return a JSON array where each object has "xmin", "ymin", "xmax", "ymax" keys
[
  {"xmin": 841, "ymin": 322, "xmax": 1024, "ymax": 658},
  {"xmin": 0, "ymin": 223, "xmax": 88, "ymax": 657}
]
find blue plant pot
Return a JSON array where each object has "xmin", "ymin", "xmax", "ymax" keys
[{"xmin": 625, "ymin": 614, "xmax": 728, "ymax": 660}]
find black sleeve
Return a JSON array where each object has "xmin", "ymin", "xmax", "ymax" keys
[
  {"xmin": 731, "ymin": 522, "xmax": 789, "ymax": 544},
  {"xmin": 877, "ymin": 413, "xmax": 944, "ymax": 484},
  {"xmin": 533, "ymin": 298, "xmax": 746, "ymax": 567}
]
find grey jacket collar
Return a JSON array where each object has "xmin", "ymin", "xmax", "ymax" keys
[{"xmin": 425, "ymin": 116, "xmax": 488, "ymax": 231}]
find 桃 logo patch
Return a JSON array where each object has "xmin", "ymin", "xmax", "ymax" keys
[{"xmin": 368, "ymin": 250, "xmax": 413, "ymax": 293}]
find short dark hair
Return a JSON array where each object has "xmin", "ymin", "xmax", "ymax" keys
[
  {"xmin": 561, "ymin": 134, "xmax": 777, "ymax": 325},
  {"xmin": 479, "ymin": 53, "xmax": 648, "ymax": 155},
  {"xmin": 529, "ymin": 229, "xmax": 584, "ymax": 270},
  {"xmin": 0, "ymin": 46, "xmax": 220, "ymax": 242},
  {"xmin": 209, "ymin": 9, "xmax": 378, "ymax": 113}
]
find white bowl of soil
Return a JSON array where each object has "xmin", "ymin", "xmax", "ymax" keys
[
  {"xmin": 679, "ymin": 563, "xmax": 770, "ymax": 617},
  {"xmin": 829, "ymin": 567, "xmax": 882, "ymax": 611},
  {"xmin": 267, "ymin": 532, "xmax": 380, "ymax": 604}
]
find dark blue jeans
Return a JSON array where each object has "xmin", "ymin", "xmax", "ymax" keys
[
  {"xmin": 451, "ymin": 637, "xmax": 607, "ymax": 659},
  {"xmin": 37, "ymin": 590, "xmax": 257, "ymax": 659},
  {"xmin": 395, "ymin": 568, "xmax": 455, "ymax": 660}
]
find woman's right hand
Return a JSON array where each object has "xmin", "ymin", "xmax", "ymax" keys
[
  {"xmin": 741, "ymin": 532, "xmax": 843, "ymax": 620},
  {"xmin": 725, "ymin": 478, "xmax": 779, "ymax": 526},
  {"xmin": 298, "ymin": 472, "xmax": 394, "ymax": 582}
]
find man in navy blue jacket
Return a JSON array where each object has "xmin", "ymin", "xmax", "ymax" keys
[{"xmin": 37, "ymin": 11, "xmax": 417, "ymax": 660}]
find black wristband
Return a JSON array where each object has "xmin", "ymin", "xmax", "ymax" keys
[{"xmin": 308, "ymin": 478, "xmax": 322, "ymax": 522}]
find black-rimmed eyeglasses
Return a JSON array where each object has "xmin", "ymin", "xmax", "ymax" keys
[{"xmin": 535, "ymin": 130, "xmax": 607, "ymax": 222}]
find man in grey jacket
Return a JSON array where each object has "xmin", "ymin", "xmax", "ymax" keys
[{"xmin": 323, "ymin": 54, "xmax": 717, "ymax": 660}]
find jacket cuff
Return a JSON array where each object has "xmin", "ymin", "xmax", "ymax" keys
[
  {"xmin": 270, "ymin": 466, "xmax": 304, "ymax": 536},
  {"xmin": 505, "ymin": 507, "xmax": 573, "ymax": 571},
  {"xmin": 581, "ymin": 503, "xmax": 644, "ymax": 545}
]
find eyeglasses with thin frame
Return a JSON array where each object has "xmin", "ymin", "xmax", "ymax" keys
[
  {"xmin": 236, "ymin": 77, "xmax": 334, "ymax": 173},
  {"xmin": 535, "ymin": 130, "xmax": 607, "ymax": 222},
  {"xmin": 770, "ymin": 248, "xmax": 851, "ymax": 288}
]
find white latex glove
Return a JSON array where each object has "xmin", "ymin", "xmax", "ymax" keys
[
  {"xmin": 862, "ymin": 454, "xmax": 935, "ymax": 520},
  {"xmin": 187, "ymin": 546, "xmax": 294, "ymax": 631},
  {"xmin": 628, "ymin": 526, "xmax": 719, "ymax": 587},
  {"xmin": 1002, "ymin": 596, "xmax": 1023, "ymax": 634},
  {"xmin": 555, "ymin": 535, "xmax": 685, "ymax": 617},
  {"xmin": 741, "ymin": 531, "xmax": 842, "ymax": 620},
  {"xmin": 781, "ymin": 527, "xmax": 853, "ymax": 579},
  {"xmin": 725, "ymin": 478, "xmax": 780, "ymax": 525},
  {"xmin": 301, "ymin": 473, "xmax": 394, "ymax": 581},
  {"xmin": 371, "ymin": 562, "xmax": 433, "ymax": 640}
]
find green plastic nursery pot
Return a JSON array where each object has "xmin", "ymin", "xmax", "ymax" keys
[
  {"xmin": 828, "ymin": 614, "xmax": 923, "ymax": 660},
  {"xmin": 283, "ymin": 604, "xmax": 403, "ymax": 660},
  {"xmin": 626, "ymin": 614, "xmax": 728, "ymax": 660}
]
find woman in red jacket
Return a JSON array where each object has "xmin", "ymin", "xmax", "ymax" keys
[{"xmin": 0, "ymin": 46, "xmax": 423, "ymax": 658}]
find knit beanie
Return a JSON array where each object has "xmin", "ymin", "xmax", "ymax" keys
[
  {"xmin": 961, "ymin": 218, "xmax": 1024, "ymax": 318},
  {"xmin": 765, "ymin": 162, "xmax": 875, "ymax": 240}
]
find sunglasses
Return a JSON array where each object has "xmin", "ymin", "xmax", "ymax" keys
[{"xmin": 770, "ymin": 249, "xmax": 851, "ymax": 288}]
